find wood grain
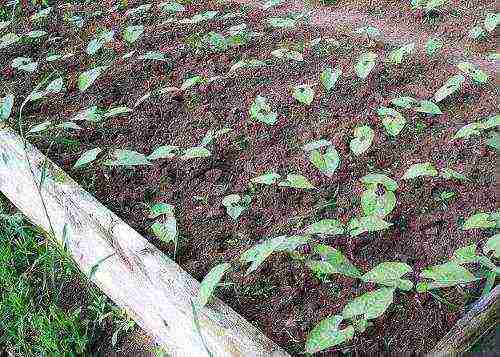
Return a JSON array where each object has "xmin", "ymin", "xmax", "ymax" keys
[{"xmin": 0, "ymin": 124, "xmax": 289, "ymax": 357}]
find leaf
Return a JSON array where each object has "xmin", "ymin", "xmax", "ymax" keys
[
  {"xmin": 360, "ymin": 173, "xmax": 398, "ymax": 191},
  {"xmin": 24, "ymin": 30, "xmax": 47, "ymax": 39},
  {"xmin": 426, "ymin": 37, "xmax": 442, "ymax": 56},
  {"xmin": 72, "ymin": 106, "xmax": 103, "ymax": 122},
  {"xmin": 240, "ymin": 235, "xmax": 310, "ymax": 275},
  {"xmin": 484, "ymin": 12, "xmax": 499, "ymax": 32},
  {"xmin": 350, "ymin": 125, "xmax": 374, "ymax": 156},
  {"xmin": 159, "ymin": 1, "xmax": 186, "ymax": 12},
  {"xmin": 425, "ymin": 0, "xmax": 445, "ymax": 13},
  {"xmin": 440, "ymin": 168, "xmax": 468, "ymax": 181},
  {"xmin": 249, "ymin": 95, "xmax": 277, "ymax": 125},
  {"xmin": 11, "ymin": 57, "xmax": 38, "ymax": 72},
  {"xmin": 482, "ymin": 114, "xmax": 500, "ymax": 129},
  {"xmin": 31, "ymin": 7, "xmax": 52, "ymax": 20},
  {"xmin": 292, "ymin": 85, "xmax": 314, "ymax": 105},
  {"xmin": 387, "ymin": 43, "xmax": 415, "ymax": 65},
  {"xmin": 377, "ymin": 107, "xmax": 406, "ymax": 136},
  {"xmin": 198, "ymin": 263, "xmax": 231, "ymax": 308},
  {"xmin": 29, "ymin": 77, "xmax": 65, "ymax": 101},
  {"xmin": 251, "ymin": 172, "xmax": 281, "ymax": 185},
  {"xmin": 148, "ymin": 145, "xmax": 178, "ymax": 160},
  {"xmin": 483, "ymin": 234, "xmax": 500, "ymax": 258},
  {"xmin": 28, "ymin": 121, "xmax": 52, "ymax": 134},
  {"xmin": 305, "ymin": 315, "xmax": 354, "ymax": 354},
  {"xmin": 307, "ymin": 146, "xmax": 340, "ymax": 178},
  {"xmin": 413, "ymin": 100, "xmax": 443, "ymax": 115},
  {"xmin": 391, "ymin": 96, "xmax": 417, "ymax": 109},
  {"xmin": 123, "ymin": 25, "xmax": 144, "ymax": 43},
  {"xmin": 149, "ymin": 203, "xmax": 175, "ymax": 219},
  {"xmin": 229, "ymin": 58, "xmax": 266, "ymax": 72},
  {"xmin": 181, "ymin": 10, "xmax": 218, "ymax": 24},
  {"xmin": 451, "ymin": 244, "xmax": 479, "ymax": 265},
  {"xmin": 418, "ymin": 262, "xmax": 477, "ymax": 290},
  {"xmin": 355, "ymin": 52, "xmax": 377, "ymax": 79},
  {"xmin": 433, "ymin": 74, "xmax": 465, "ymax": 103},
  {"xmin": 86, "ymin": 29, "xmax": 114, "ymax": 55},
  {"xmin": 462, "ymin": 212, "xmax": 496, "ymax": 230},
  {"xmin": 104, "ymin": 149, "xmax": 152, "ymax": 166},
  {"xmin": 271, "ymin": 48, "xmax": 304, "ymax": 61},
  {"xmin": 0, "ymin": 33, "xmax": 20, "ymax": 50},
  {"xmin": 204, "ymin": 32, "xmax": 228, "ymax": 52},
  {"xmin": 355, "ymin": 26, "xmax": 381, "ymax": 38},
  {"xmin": 347, "ymin": 215, "xmax": 392, "ymax": 237},
  {"xmin": 222, "ymin": 194, "xmax": 251, "ymax": 220},
  {"xmin": 361, "ymin": 188, "xmax": 396, "ymax": 218},
  {"xmin": 468, "ymin": 26, "xmax": 486, "ymax": 39},
  {"xmin": 402, "ymin": 162, "xmax": 438, "ymax": 179},
  {"xmin": 151, "ymin": 218, "xmax": 177, "ymax": 243},
  {"xmin": 303, "ymin": 139, "xmax": 332, "ymax": 152},
  {"xmin": 78, "ymin": 66, "xmax": 107, "ymax": 92},
  {"xmin": 361, "ymin": 262, "xmax": 413, "ymax": 290},
  {"xmin": 103, "ymin": 106, "xmax": 132, "ymax": 118},
  {"xmin": 263, "ymin": 0, "xmax": 284, "ymax": 10},
  {"xmin": 278, "ymin": 174, "xmax": 315, "ymax": 189},
  {"xmin": 342, "ymin": 288, "xmax": 395, "ymax": 320},
  {"xmin": 453, "ymin": 122, "xmax": 483, "ymax": 140},
  {"xmin": 266, "ymin": 17, "xmax": 296, "ymax": 29},
  {"xmin": 73, "ymin": 148, "xmax": 102, "ymax": 169},
  {"xmin": 320, "ymin": 66, "xmax": 341, "ymax": 92},
  {"xmin": 181, "ymin": 146, "xmax": 211, "ymax": 159},
  {"xmin": 487, "ymin": 131, "xmax": 500, "ymax": 151},
  {"xmin": 306, "ymin": 219, "xmax": 345, "ymax": 236},
  {"xmin": 0, "ymin": 94, "xmax": 14, "ymax": 121},
  {"xmin": 307, "ymin": 244, "xmax": 361, "ymax": 279},
  {"xmin": 457, "ymin": 61, "xmax": 489, "ymax": 84},
  {"xmin": 180, "ymin": 76, "xmax": 203, "ymax": 91}
]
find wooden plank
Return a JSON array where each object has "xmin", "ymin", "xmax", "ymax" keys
[
  {"xmin": 0, "ymin": 123, "xmax": 289, "ymax": 357},
  {"xmin": 428, "ymin": 285, "xmax": 499, "ymax": 357}
]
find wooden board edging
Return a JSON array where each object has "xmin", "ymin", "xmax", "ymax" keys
[{"xmin": 0, "ymin": 124, "xmax": 289, "ymax": 357}]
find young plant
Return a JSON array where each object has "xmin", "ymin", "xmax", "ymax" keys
[
  {"xmin": 149, "ymin": 203, "xmax": 177, "ymax": 245},
  {"xmin": 303, "ymin": 139, "xmax": 340, "ymax": 177},
  {"xmin": 249, "ymin": 95, "xmax": 278, "ymax": 125},
  {"xmin": 222, "ymin": 194, "xmax": 251, "ymax": 220}
]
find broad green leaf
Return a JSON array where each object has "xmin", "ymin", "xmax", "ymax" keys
[
  {"xmin": 433, "ymin": 74, "xmax": 465, "ymax": 103},
  {"xmin": 28, "ymin": 121, "xmax": 52, "ymax": 134},
  {"xmin": 181, "ymin": 146, "xmax": 211, "ymax": 159},
  {"xmin": 278, "ymin": 174, "xmax": 315, "ymax": 189},
  {"xmin": 78, "ymin": 66, "xmax": 107, "ymax": 92},
  {"xmin": 305, "ymin": 315, "xmax": 354, "ymax": 354},
  {"xmin": 342, "ymin": 287, "xmax": 395, "ymax": 320},
  {"xmin": 387, "ymin": 43, "xmax": 415, "ymax": 65},
  {"xmin": 440, "ymin": 168, "xmax": 468, "ymax": 181},
  {"xmin": 355, "ymin": 26, "xmax": 381, "ymax": 38},
  {"xmin": 151, "ymin": 217, "xmax": 177, "ymax": 243},
  {"xmin": 462, "ymin": 212, "xmax": 496, "ymax": 229},
  {"xmin": 402, "ymin": 162, "xmax": 438, "ymax": 179},
  {"xmin": 413, "ymin": 100, "xmax": 442, "ymax": 115},
  {"xmin": 229, "ymin": 58, "xmax": 266, "ymax": 72},
  {"xmin": 149, "ymin": 203, "xmax": 175, "ymax": 218},
  {"xmin": 426, "ymin": 37, "xmax": 442, "ymax": 56},
  {"xmin": 292, "ymin": 85, "xmax": 315, "ymax": 105},
  {"xmin": 355, "ymin": 52, "xmax": 377, "ymax": 79},
  {"xmin": 377, "ymin": 107, "xmax": 406, "ymax": 136},
  {"xmin": 271, "ymin": 48, "xmax": 303, "ymax": 61},
  {"xmin": 86, "ymin": 29, "xmax": 114, "ymax": 55},
  {"xmin": 104, "ymin": 149, "xmax": 152, "ymax": 166},
  {"xmin": 361, "ymin": 173, "xmax": 398, "ymax": 191},
  {"xmin": 361, "ymin": 262, "xmax": 413, "ymax": 290},
  {"xmin": 181, "ymin": 10, "xmax": 218, "ymax": 24},
  {"xmin": 73, "ymin": 148, "xmax": 102, "ymax": 169},
  {"xmin": 348, "ymin": 215, "xmax": 392, "ymax": 237},
  {"xmin": 453, "ymin": 122, "xmax": 483, "ymax": 140},
  {"xmin": 103, "ymin": 106, "xmax": 132, "ymax": 118},
  {"xmin": 139, "ymin": 51, "xmax": 168, "ymax": 62},
  {"xmin": 11, "ymin": 57, "xmax": 38, "ymax": 72},
  {"xmin": 457, "ymin": 62, "xmax": 489, "ymax": 84},
  {"xmin": 222, "ymin": 194, "xmax": 251, "ymax": 220},
  {"xmin": 451, "ymin": 244, "xmax": 479, "ymax": 265},
  {"xmin": 307, "ymin": 244, "xmax": 361, "ymax": 279},
  {"xmin": 361, "ymin": 188, "xmax": 396, "ymax": 218},
  {"xmin": 0, "ymin": 94, "xmax": 14, "ymax": 121},
  {"xmin": 148, "ymin": 145, "xmax": 178, "ymax": 160},
  {"xmin": 482, "ymin": 114, "xmax": 500, "ymax": 129},
  {"xmin": 251, "ymin": 172, "xmax": 281, "ymax": 185},
  {"xmin": 180, "ymin": 76, "xmax": 203, "ymax": 91},
  {"xmin": 204, "ymin": 32, "xmax": 228, "ymax": 52},
  {"xmin": 483, "ymin": 234, "xmax": 500, "ymax": 258},
  {"xmin": 159, "ymin": 1, "xmax": 185, "ymax": 12},
  {"xmin": 262, "ymin": 0, "xmax": 284, "ymax": 10},
  {"xmin": 308, "ymin": 146, "xmax": 340, "ymax": 177},
  {"xmin": 29, "ymin": 77, "xmax": 65, "ymax": 101},
  {"xmin": 350, "ymin": 125, "xmax": 374, "ymax": 156},
  {"xmin": 266, "ymin": 17, "xmax": 296, "ymax": 29},
  {"xmin": 391, "ymin": 96, "xmax": 417, "ymax": 109},
  {"xmin": 418, "ymin": 262, "xmax": 477, "ymax": 290},
  {"xmin": 249, "ymin": 95, "xmax": 277, "ymax": 125},
  {"xmin": 487, "ymin": 131, "xmax": 500, "ymax": 151},
  {"xmin": 320, "ymin": 66, "xmax": 341, "ymax": 92},
  {"xmin": 484, "ymin": 13, "xmax": 499, "ymax": 32},
  {"xmin": 123, "ymin": 25, "xmax": 144, "ymax": 43},
  {"xmin": 306, "ymin": 219, "xmax": 344, "ymax": 236},
  {"xmin": 240, "ymin": 235, "xmax": 310, "ymax": 275},
  {"xmin": 198, "ymin": 263, "xmax": 231, "ymax": 308},
  {"xmin": 0, "ymin": 33, "xmax": 20, "ymax": 50}
]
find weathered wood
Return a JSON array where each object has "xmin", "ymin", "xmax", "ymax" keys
[
  {"xmin": 428, "ymin": 285, "xmax": 499, "ymax": 357},
  {"xmin": 0, "ymin": 124, "xmax": 289, "ymax": 357}
]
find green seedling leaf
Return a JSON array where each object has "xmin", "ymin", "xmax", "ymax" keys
[
  {"xmin": 149, "ymin": 203, "xmax": 175, "ymax": 219},
  {"xmin": 306, "ymin": 219, "xmax": 345, "ymax": 236},
  {"xmin": 29, "ymin": 76, "xmax": 65, "ymax": 101},
  {"xmin": 462, "ymin": 212, "xmax": 496, "ymax": 230},
  {"xmin": 451, "ymin": 244, "xmax": 479, "ymax": 265},
  {"xmin": 484, "ymin": 13, "xmax": 499, "ymax": 32},
  {"xmin": 139, "ymin": 51, "xmax": 168, "ymax": 62},
  {"xmin": 292, "ymin": 85, "xmax": 315, "ymax": 105},
  {"xmin": 181, "ymin": 76, "xmax": 203, "ymax": 91},
  {"xmin": 307, "ymin": 244, "xmax": 361, "ymax": 279},
  {"xmin": 24, "ymin": 30, "xmax": 47, "ymax": 39},
  {"xmin": 426, "ymin": 37, "xmax": 442, "ymax": 56},
  {"xmin": 361, "ymin": 188, "xmax": 396, "ymax": 218},
  {"xmin": 402, "ymin": 162, "xmax": 438, "ymax": 179},
  {"xmin": 240, "ymin": 235, "xmax": 310, "ymax": 275},
  {"xmin": 28, "ymin": 121, "xmax": 52, "ymax": 134},
  {"xmin": 387, "ymin": 42, "xmax": 415, "ymax": 65},
  {"xmin": 453, "ymin": 122, "xmax": 483, "ymax": 140},
  {"xmin": 123, "ymin": 25, "xmax": 144, "ymax": 43},
  {"xmin": 306, "ymin": 144, "xmax": 340, "ymax": 178},
  {"xmin": 200, "ymin": 128, "xmax": 231, "ymax": 147},
  {"xmin": 250, "ymin": 95, "xmax": 277, "ymax": 125},
  {"xmin": 125, "ymin": 4, "xmax": 152, "ymax": 17},
  {"xmin": 263, "ymin": 0, "xmax": 284, "ymax": 10},
  {"xmin": 482, "ymin": 114, "xmax": 500, "ymax": 129},
  {"xmin": 78, "ymin": 66, "xmax": 108, "ymax": 92},
  {"xmin": 181, "ymin": 146, "xmax": 211, "ymax": 159},
  {"xmin": 342, "ymin": 287, "xmax": 395, "ymax": 320},
  {"xmin": 72, "ymin": 106, "xmax": 103, "ymax": 122},
  {"xmin": 222, "ymin": 194, "xmax": 251, "ymax": 220},
  {"xmin": 0, "ymin": 94, "xmax": 14, "ymax": 121},
  {"xmin": 73, "ymin": 148, "xmax": 102, "ymax": 169},
  {"xmin": 159, "ymin": 1, "xmax": 186, "ymax": 12},
  {"xmin": 487, "ymin": 132, "xmax": 500, "ymax": 151},
  {"xmin": 361, "ymin": 262, "xmax": 413, "ymax": 290},
  {"xmin": 425, "ymin": 0, "xmax": 445, "ymax": 13},
  {"xmin": 104, "ymin": 149, "xmax": 152, "ymax": 166},
  {"xmin": 151, "ymin": 217, "xmax": 177, "ymax": 243},
  {"xmin": 31, "ymin": 7, "xmax": 52, "ymax": 20},
  {"xmin": 440, "ymin": 168, "xmax": 467, "ymax": 181},
  {"xmin": 350, "ymin": 125, "xmax": 374, "ymax": 156},
  {"xmin": 433, "ymin": 74, "xmax": 465, "ymax": 103},
  {"xmin": 0, "ymin": 33, "xmax": 20, "ymax": 50},
  {"xmin": 271, "ymin": 48, "xmax": 303, "ymax": 61},
  {"xmin": 417, "ymin": 262, "xmax": 477, "ymax": 290},
  {"xmin": 198, "ymin": 263, "xmax": 231, "ymax": 308},
  {"xmin": 457, "ymin": 61, "xmax": 489, "ymax": 84},
  {"xmin": 103, "ymin": 106, "xmax": 132, "ymax": 118},
  {"xmin": 0, "ymin": 20, "xmax": 11, "ymax": 31},
  {"xmin": 355, "ymin": 26, "xmax": 381, "ymax": 38},
  {"xmin": 355, "ymin": 52, "xmax": 377, "ymax": 79},
  {"xmin": 303, "ymin": 139, "xmax": 331, "ymax": 151},
  {"xmin": 278, "ymin": 174, "xmax": 315, "ymax": 189},
  {"xmin": 11, "ymin": 57, "xmax": 38, "ymax": 72},
  {"xmin": 229, "ymin": 58, "xmax": 266, "ymax": 72},
  {"xmin": 305, "ymin": 315, "xmax": 354, "ymax": 354},
  {"xmin": 181, "ymin": 10, "xmax": 219, "ymax": 24},
  {"xmin": 267, "ymin": 17, "xmax": 296, "ymax": 29},
  {"xmin": 413, "ymin": 100, "xmax": 442, "ymax": 115},
  {"xmin": 148, "ymin": 145, "xmax": 178, "ymax": 160},
  {"xmin": 483, "ymin": 234, "xmax": 500, "ymax": 258},
  {"xmin": 361, "ymin": 173, "xmax": 398, "ymax": 191},
  {"xmin": 348, "ymin": 215, "xmax": 392, "ymax": 237},
  {"xmin": 391, "ymin": 96, "xmax": 417, "ymax": 109},
  {"xmin": 204, "ymin": 32, "xmax": 229, "ymax": 52},
  {"xmin": 377, "ymin": 106, "xmax": 406, "ymax": 136},
  {"xmin": 251, "ymin": 172, "xmax": 281, "ymax": 185},
  {"xmin": 86, "ymin": 29, "xmax": 114, "ymax": 55},
  {"xmin": 320, "ymin": 66, "xmax": 342, "ymax": 92}
]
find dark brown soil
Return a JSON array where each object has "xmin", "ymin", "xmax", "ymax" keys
[{"xmin": 1, "ymin": 0, "xmax": 498, "ymax": 355}]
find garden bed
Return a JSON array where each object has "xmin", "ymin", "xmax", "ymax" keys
[{"xmin": 1, "ymin": 0, "xmax": 498, "ymax": 355}]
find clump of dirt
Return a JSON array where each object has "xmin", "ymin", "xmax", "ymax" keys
[{"xmin": 1, "ymin": 0, "xmax": 497, "ymax": 355}]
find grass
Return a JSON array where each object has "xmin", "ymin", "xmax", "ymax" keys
[{"xmin": 0, "ymin": 195, "xmax": 139, "ymax": 355}]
